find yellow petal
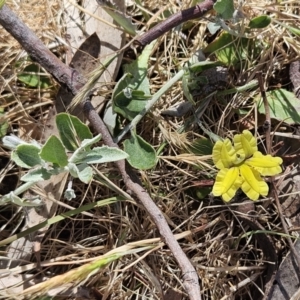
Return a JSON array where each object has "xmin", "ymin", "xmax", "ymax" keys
[
  {"xmin": 212, "ymin": 139, "xmax": 236, "ymax": 169},
  {"xmin": 233, "ymin": 130, "xmax": 257, "ymax": 159},
  {"xmin": 245, "ymin": 151, "xmax": 283, "ymax": 176},
  {"xmin": 239, "ymin": 164, "xmax": 268, "ymax": 201},
  {"xmin": 212, "ymin": 167, "xmax": 242, "ymax": 202}
]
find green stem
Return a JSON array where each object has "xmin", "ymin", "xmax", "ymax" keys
[
  {"xmin": 12, "ymin": 181, "xmax": 36, "ymax": 196},
  {"xmin": 0, "ymin": 181, "xmax": 37, "ymax": 205},
  {"xmin": 115, "ymin": 69, "xmax": 185, "ymax": 143}
]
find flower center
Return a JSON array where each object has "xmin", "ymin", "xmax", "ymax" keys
[{"xmin": 232, "ymin": 152, "xmax": 246, "ymax": 166}]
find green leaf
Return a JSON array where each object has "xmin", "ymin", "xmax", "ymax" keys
[
  {"xmin": 113, "ymin": 81, "xmax": 151, "ymax": 120},
  {"xmin": 213, "ymin": 0, "xmax": 235, "ymax": 20},
  {"xmin": 2, "ymin": 135, "xmax": 26, "ymax": 150},
  {"xmin": 113, "ymin": 42, "xmax": 154, "ymax": 120},
  {"xmin": 97, "ymin": 0, "xmax": 137, "ymax": 35},
  {"xmin": 68, "ymin": 163, "xmax": 79, "ymax": 178},
  {"xmin": 182, "ymin": 61, "xmax": 223, "ymax": 105},
  {"xmin": 286, "ymin": 26, "xmax": 300, "ymax": 36},
  {"xmin": 182, "ymin": 70, "xmax": 195, "ymax": 105},
  {"xmin": 56, "ymin": 113, "xmax": 93, "ymax": 151},
  {"xmin": 72, "ymin": 146, "xmax": 128, "ymax": 164},
  {"xmin": 103, "ymin": 105, "xmax": 117, "ymax": 135},
  {"xmin": 40, "ymin": 136, "xmax": 68, "ymax": 167},
  {"xmin": 17, "ymin": 63, "xmax": 52, "ymax": 88},
  {"xmin": 21, "ymin": 167, "xmax": 52, "ymax": 182},
  {"xmin": 12, "ymin": 144, "xmax": 42, "ymax": 168},
  {"xmin": 80, "ymin": 134, "xmax": 102, "ymax": 149},
  {"xmin": 123, "ymin": 42, "xmax": 153, "ymax": 93},
  {"xmin": 257, "ymin": 89, "xmax": 300, "ymax": 124},
  {"xmin": 123, "ymin": 132, "xmax": 157, "ymax": 170},
  {"xmin": 68, "ymin": 162, "xmax": 93, "ymax": 183},
  {"xmin": 188, "ymin": 138, "xmax": 214, "ymax": 156},
  {"xmin": 204, "ymin": 32, "xmax": 260, "ymax": 67},
  {"xmin": 69, "ymin": 134, "xmax": 102, "ymax": 163},
  {"xmin": 77, "ymin": 164, "xmax": 93, "ymax": 184},
  {"xmin": 0, "ymin": 108, "xmax": 8, "ymax": 137},
  {"xmin": 0, "ymin": 120, "xmax": 8, "ymax": 138},
  {"xmin": 248, "ymin": 15, "xmax": 271, "ymax": 29},
  {"xmin": 188, "ymin": 60, "xmax": 223, "ymax": 73},
  {"xmin": 0, "ymin": 0, "xmax": 6, "ymax": 9},
  {"xmin": 196, "ymin": 187, "xmax": 212, "ymax": 199}
]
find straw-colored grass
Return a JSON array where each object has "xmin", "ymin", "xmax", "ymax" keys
[{"xmin": 1, "ymin": 0, "xmax": 300, "ymax": 299}]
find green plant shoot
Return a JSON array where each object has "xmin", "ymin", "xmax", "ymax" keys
[
  {"xmin": 1, "ymin": 113, "xmax": 129, "ymax": 204},
  {"xmin": 212, "ymin": 130, "xmax": 282, "ymax": 201},
  {"xmin": 0, "ymin": 0, "xmax": 6, "ymax": 9}
]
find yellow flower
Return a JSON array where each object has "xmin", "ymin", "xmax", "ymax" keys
[{"xmin": 212, "ymin": 130, "xmax": 283, "ymax": 202}]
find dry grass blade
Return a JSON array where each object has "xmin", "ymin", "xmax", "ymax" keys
[{"xmin": 20, "ymin": 220, "xmax": 217, "ymax": 298}]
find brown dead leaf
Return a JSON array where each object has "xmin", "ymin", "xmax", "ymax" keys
[{"xmin": 164, "ymin": 288, "xmax": 182, "ymax": 300}]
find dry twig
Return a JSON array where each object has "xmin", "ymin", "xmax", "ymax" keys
[{"xmin": 136, "ymin": 0, "xmax": 216, "ymax": 47}]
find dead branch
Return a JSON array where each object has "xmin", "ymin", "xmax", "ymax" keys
[{"xmin": 136, "ymin": 0, "xmax": 216, "ymax": 47}]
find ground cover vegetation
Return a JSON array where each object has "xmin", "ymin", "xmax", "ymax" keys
[{"xmin": 1, "ymin": 0, "xmax": 300, "ymax": 299}]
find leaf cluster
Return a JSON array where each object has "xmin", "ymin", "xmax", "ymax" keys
[{"xmin": 1, "ymin": 113, "xmax": 128, "ymax": 204}]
